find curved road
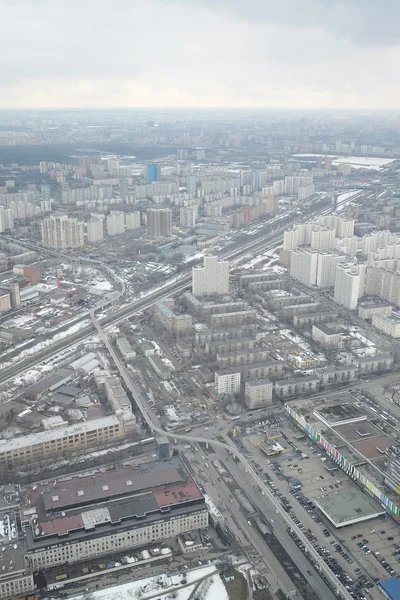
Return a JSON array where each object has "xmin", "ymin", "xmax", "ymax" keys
[{"xmin": 91, "ymin": 310, "xmax": 352, "ymax": 600}]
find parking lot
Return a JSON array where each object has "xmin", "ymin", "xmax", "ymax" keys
[{"xmin": 239, "ymin": 414, "xmax": 399, "ymax": 600}]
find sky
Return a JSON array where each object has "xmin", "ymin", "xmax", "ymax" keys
[{"xmin": 1, "ymin": 0, "xmax": 400, "ymax": 110}]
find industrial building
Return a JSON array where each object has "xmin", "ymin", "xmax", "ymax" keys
[
  {"xmin": 0, "ymin": 416, "xmax": 125, "ymax": 472},
  {"xmin": 21, "ymin": 457, "xmax": 208, "ymax": 570},
  {"xmin": 117, "ymin": 337, "xmax": 136, "ymax": 360}
]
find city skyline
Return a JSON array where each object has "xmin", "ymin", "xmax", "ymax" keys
[{"xmin": 1, "ymin": 0, "xmax": 400, "ymax": 110}]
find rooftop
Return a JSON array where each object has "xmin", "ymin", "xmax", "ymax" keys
[
  {"xmin": 0, "ymin": 415, "xmax": 121, "ymax": 453},
  {"xmin": 314, "ymin": 488, "xmax": 385, "ymax": 528},
  {"xmin": 379, "ymin": 578, "xmax": 400, "ymax": 600},
  {"xmin": 314, "ymin": 402, "xmax": 366, "ymax": 426},
  {"xmin": 313, "ymin": 324, "xmax": 338, "ymax": 336}
]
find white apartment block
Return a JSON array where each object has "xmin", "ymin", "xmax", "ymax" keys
[
  {"xmin": 334, "ymin": 263, "xmax": 363, "ymax": 310},
  {"xmin": 285, "ymin": 176, "xmax": 313, "ymax": 195},
  {"xmin": 298, "ymin": 183, "xmax": 315, "ymax": 200},
  {"xmin": 371, "ymin": 314, "xmax": 400, "ymax": 338},
  {"xmin": 41, "ymin": 215, "xmax": 84, "ymax": 249},
  {"xmin": 192, "ymin": 255, "xmax": 229, "ymax": 297},
  {"xmin": 290, "ymin": 248, "xmax": 318, "ymax": 286},
  {"xmin": 125, "ymin": 211, "xmax": 141, "ymax": 230},
  {"xmin": 317, "ymin": 215, "xmax": 354, "ymax": 238},
  {"xmin": 215, "ymin": 371, "xmax": 241, "ymax": 395},
  {"xmin": 0, "ymin": 207, "xmax": 14, "ymax": 232},
  {"xmin": 87, "ymin": 219, "xmax": 103, "ymax": 242},
  {"xmin": 316, "ymin": 252, "xmax": 345, "ymax": 288},
  {"xmin": 310, "ymin": 227, "xmax": 335, "ymax": 251},
  {"xmin": 283, "ymin": 228, "xmax": 299, "ymax": 251},
  {"xmin": 180, "ymin": 205, "xmax": 198, "ymax": 228},
  {"xmin": 107, "ymin": 211, "xmax": 125, "ymax": 236}
]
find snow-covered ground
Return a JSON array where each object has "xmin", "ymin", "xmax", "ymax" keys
[
  {"xmin": 294, "ymin": 153, "xmax": 394, "ymax": 171},
  {"xmin": 69, "ymin": 566, "xmax": 227, "ymax": 600}
]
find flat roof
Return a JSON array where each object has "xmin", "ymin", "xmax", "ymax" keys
[
  {"xmin": 351, "ymin": 435, "xmax": 390, "ymax": 459},
  {"xmin": 0, "ymin": 415, "xmax": 120, "ymax": 453},
  {"xmin": 275, "ymin": 375, "xmax": 320, "ymax": 386},
  {"xmin": 379, "ymin": 578, "xmax": 400, "ymax": 600},
  {"xmin": 314, "ymin": 402, "xmax": 366, "ymax": 425},
  {"xmin": 314, "ymin": 324, "xmax": 337, "ymax": 335},
  {"xmin": 314, "ymin": 488, "xmax": 385, "ymax": 528},
  {"xmin": 333, "ymin": 421, "xmax": 383, "ymax": 442}
]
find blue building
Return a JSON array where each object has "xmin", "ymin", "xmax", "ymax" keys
[
  {"xmin": 148, "ymin": 164, "xmax": 160, "ymax": 183},
  {"xmin": 379, "ymin": 578, "xmax": 400, "ymax": 600}
]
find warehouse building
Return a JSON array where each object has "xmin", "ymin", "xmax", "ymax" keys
[{"xmin": 22, "ymin": 457, "xmax": 208, "ymax": 570}]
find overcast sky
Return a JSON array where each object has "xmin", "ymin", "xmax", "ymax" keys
[{"xmin": 1, "ymin": 0, "xmax": 400, "ymax": 109}]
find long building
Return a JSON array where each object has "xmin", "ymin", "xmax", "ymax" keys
[
  {"xmin": 0, "ymin": 416, "xmax": 125, "ymax": 472},
  {"xmin": 21, "ymin": 457, "xmax": 208, "ymax": 570}
]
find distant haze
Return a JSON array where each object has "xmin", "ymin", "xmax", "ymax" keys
[{"xmin": 1, "ymin": 0, "xmax": 400, "ymax": 109}]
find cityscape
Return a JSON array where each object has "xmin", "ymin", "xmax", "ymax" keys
[
  {"xmin": 1, "ymin": 1, "xmax": 400, "ymax": 599},
  {"xmin": 0, "ymin": 108, "xmax": 399, "ymax": 600}
]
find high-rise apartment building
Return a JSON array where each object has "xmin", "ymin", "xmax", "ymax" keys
[
  {"xmin": 196, "ymin": 148, "xmax": 205, "ymax": 160},
  {"xmin": 87, "ymin": 219, "xmax": 104, "ymax": 243},
  {"xmin": 119, "ymin": 178, "xmax": 129, "ymax": 202},
  {"xmin": 310, "ymin": 227, "xmax": 335, "ymax": 251},
  {"xmin": 177, "ymin": 149, "xmax": 188, "ymax": 160},
  {"xmin": 106, "ymin": 212, "xmax": 125, "ymax": 236},
  {"xmin": 0, "ymin": 207, "xmax": 14, "ymax": 232},
  {"xmin": 148, "ymin": 164, "xmax": 160, "ymax": 183},
  {"xmin": 289, "ymin": 248, "xmax": 318, "ymax": 286},
  {"xmin": 316, "ymin": 252, "xmax": 345, "ymax": 288},
  {"xmin": 245, "ymin": 379, "xmax": 273, "ymax": 409},
  {"xmin": 180, "ymin": 205, "xmax": 198, "ymax": 228},
  {"xmin": 147, "ymin": 208, "xmax": 172, "ymax": 237},
  {"xmin": 192, "ymin": 255, "xmax": 229, "ymax": 297},
  {"xmin": 125, "ymin": 211, "xmax": 141, "ymax": 230},
  {"xmin": 334, "ymin": 263, "xmax": 363, "ymax": 310},
  {"xmin": 41, "ymin": 215, "xmax": 84, "ymax": 249},
  {"xmin": 186, "ymin": 175, "xmax": 196, "ymax": 194}
]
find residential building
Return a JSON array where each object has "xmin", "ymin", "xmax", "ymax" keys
[
  {"xmin": 298, "ymin": 183, "xmax": 315, "ymax": 200},
  {"xmin": 180, "ymin": 205, "xmax": 198, "ymax": 228},
  {"xmin": 290, "ymin": 248, "xmax": 318, "ymax": 286},
  {"xmin": 371, "ymin": 313, "xmax": 400, "ymax": 338},
  {"xmin": 125, "ymin": 211, "xmax": 141, "ymax": 230},
  {"xmin": 147, "ymin": 208, "xmax": 172, "ymax": 237},
  {"xmin": 104, "ymin": 376, "xmax": 134, "ymax": 415},
  {"xmin": 352, "ymin": 353, "xmax": 394, "ymax": 375},
  {"xmin": 316, "ymin": 252, "xmax": 345, "ymax": 288},
  {"xmin": 0, "ymin": 207, "xmax": 14, "ymax": 232},
  {"xmin": 0, "ymin": 291, "xmax": 11, "ymax": 312},
  {"xmin": 209, "ymin": 310, "xmax": 256, "ymax": 329},
  {"xmin": 192, "ymin": 255, "xmax": 229, "ymax": 297},
  {"xmin": 106, "ymin": 211, "xmax": 125, "ymax": 236},
  {"xmin": 215, "ymin": 371, "xmax": 241, "ymax": 395},
  {"xmin": 87, "ymin": 219, "xmax": 103, "ymax": 242},
  {"xmin": 315, "ymin": 366, "xmax": 358, "ymax": 387},
  {"xmin": 245, "ymin": 379, "xmax": 273, "ymax": 409},
  {"xmin": 41, "ymin": 214, "xmax": 84, "ymax": 249},
  {"xmin": 310, "ymin": 227, "xmax": 335, "ymax": 252},
  {"xmin": 155, "ymin": 299, "xmax": 193, "ymax": 336},
  {"xmin": 148, "ymin": 354, "xmax": 171, "ymax": 380},
  {"xmin": 0, "ymin": 416, "xmax": 125, "ymax": 472},
  {"xmin": 196, "ymin": 149, "xmax": 206, "ymax": 160},
  {"xmin": 312, "ymin": 324, "xmax": 341, "ymax": 349},
  {"xmin": 274, "ymin": 376, "xmax": 320, "ymax": 398},
  {"xmin": 334, "ymin": 263, "xmax": 363, "ymax": 310},
  {"xmin": 148, "ymin": 164, "xmax": 160, "ymax": 183},
  {"xmin": 358, "ymin": 302, "xmax": 393, "ymax": 321},
  {"xmin": 216, "ymin": 349, "xmax": 268, "ymax": 368}
]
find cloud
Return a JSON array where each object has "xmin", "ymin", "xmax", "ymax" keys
[{"xmin": 0, "ymin": 0, "xmax": 399, "ymax": 108}]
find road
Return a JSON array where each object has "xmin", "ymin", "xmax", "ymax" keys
[{"xmin": 91, "ymin": 309, "xmax": 353, "ymax": 600}]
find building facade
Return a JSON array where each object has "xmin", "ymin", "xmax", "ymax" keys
[
  {"xmin": 245, "ymin": 379, "xmax": 273, "ymax": 409},
  {"xmin": 87, "ymin": 219, "xmax": 104, "ymax": 242},
  {"xmin": 147, "ymin": 208, "xmax": 172, "ymax": 237},
  {"xmin": 41, "ymin": 215, "xmax": 84, "ymax": 249},
  {"xmin": 215, "ymin": 371, "xmax": 241, "ymax": 395},
  {"xmin": 192, "ymin": 255, "xmax": 229, "ymax": 297}
]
